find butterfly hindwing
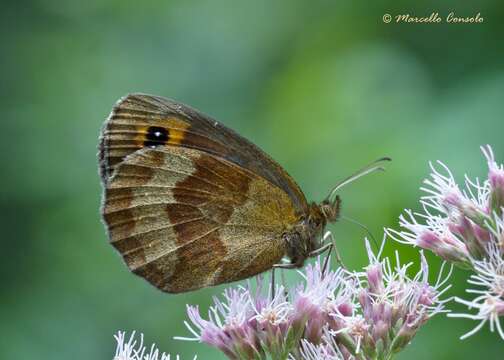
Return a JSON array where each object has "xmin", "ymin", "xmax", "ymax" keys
[{"xmin": 102, "ymin": 145, "xmax": 298, "ymax": 293}]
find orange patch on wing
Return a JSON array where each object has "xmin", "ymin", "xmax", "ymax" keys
[
  {"xmin": 100, "ymin": 116, "xmax": 191, "ymax": 181},
  {"xmin": 132, "ymin": 118, "xmax": 189, "ymax": 147},
  {"xmin": 166, "ymin": 127, "xmax": 187, "ymax": 146}
]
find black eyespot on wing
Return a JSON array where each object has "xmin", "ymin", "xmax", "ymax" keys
[{"xmin": 144, "ymin": 126, "xmax": 169, "ymax": 148}]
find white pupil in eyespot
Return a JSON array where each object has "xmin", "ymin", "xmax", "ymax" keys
[{"xmin": 155, "ymin": 131, "xmax": 162, "ymax": 137}]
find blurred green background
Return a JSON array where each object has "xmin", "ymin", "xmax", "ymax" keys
[{"xmin": 1, "ymin": 0, "xmax": 503, "ymax": 359}]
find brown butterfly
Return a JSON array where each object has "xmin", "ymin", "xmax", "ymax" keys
[{"xmin": 99, "ymin": 94, "xmax": 388, "ymax": 293}]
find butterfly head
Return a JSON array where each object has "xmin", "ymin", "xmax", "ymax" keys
[
  {"xmin": 284, "ymin": 196, "xmax": 341, "ymax": 267},
  {"xmin": 306, "ymin": 195, "xmax": 342, "ymax": 250},
  {"xmin": 319, "ymin": 195, "xmax": 341, "ymax": 224}
]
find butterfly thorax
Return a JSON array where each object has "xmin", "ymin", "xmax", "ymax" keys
[{"xmin": 283, "ymin": 196, "xmax": 341, "ymax": 267}]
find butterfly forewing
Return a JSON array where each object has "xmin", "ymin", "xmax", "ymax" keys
[{"xmin": 99, "ymin": 94, "xmax": 308, "ymax": 213}]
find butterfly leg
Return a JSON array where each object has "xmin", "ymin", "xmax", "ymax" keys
[
  {"xmin": 280, "ymin": 268, "xmax": 289, "ymax": 300},
  {"xmin": 317, "ymin": 231, "xmax": 346, "ymax": 270},
  {"xmin": 306, "ymin": 241, "xmax": 335, "ymax": 275},
  {"xmin": 272, "ymin": 262, "xmax": 299, "ymax": 269},
  {"xmin": 270, "ymin": 267, "xmax": 275, "ymax": 301},
  {"xmin": 270, "ymin": 264, "xmax": 297, "ymax": 301},
  {"xmin": 309, "ymin": 242, "xmax": 333, "ymax": 275},
  {"xmin": 309, "ymin": 242, "xmax": 333, "ymax": 257}
]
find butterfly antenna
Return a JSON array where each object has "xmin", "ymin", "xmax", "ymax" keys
[
  {"xmin": 341, "ymin": 215, "xmax": 380, "ymax": 251},
  {"xmin": 326, "ymin": 157, "xmax": 391, "ymax": 202}
]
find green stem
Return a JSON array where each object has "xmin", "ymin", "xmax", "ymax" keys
[{"xmin": 336, "ymin": 333, "xmax": 367, "ymax": 360}]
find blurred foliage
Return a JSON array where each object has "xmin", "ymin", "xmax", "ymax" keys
[{"xmin": 1, "ymin": 0, "xmax": 503, "ymax": 359}]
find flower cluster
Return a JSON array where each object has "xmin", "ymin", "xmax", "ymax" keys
[
  {"xmin": 447, "ymin": 243, "xmax": 504, "ymax": 339},
  {"xmin": 113, "ymin": 331, "xmax": 196, "ymax": 360},
  {"xmin": 387, "ymin": 145, "xmax": 504, "ymax": 339},
  {"xmin": 176, "ymin": 238, "xmax": 449, "ymax": 360}
]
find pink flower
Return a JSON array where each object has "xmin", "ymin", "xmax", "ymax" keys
[
  {"xmin": 293, "ymin": 259, "xmax": 355, "ymax": 344},
  {"xmin": 388, "ymin": 145, "xmax": 504, "ymax": 340},
  {"xmin": 340, "ymin": 240, "xmax": 451, "ymax": 357},
  {"xmin": 177, "ymin": 238, "xmax": 449, "ymax": 359},
  {"xmin": 448, "ymin": 243, "xmax": 504, "ymax": 340},
  {"xmin": 176, "ymin": 287, "xmax": 261, "ymax": 359},
  {"xmin": 388, "ymin": 145, "xmax": 504, "ymax": 264},
  {"xmin": 482, "ymin": 145, "xmax": 504, "ymax": 214},
  {"xmin": 114, "ymin": 331, "xmax": 195, "ymax": 360}
]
